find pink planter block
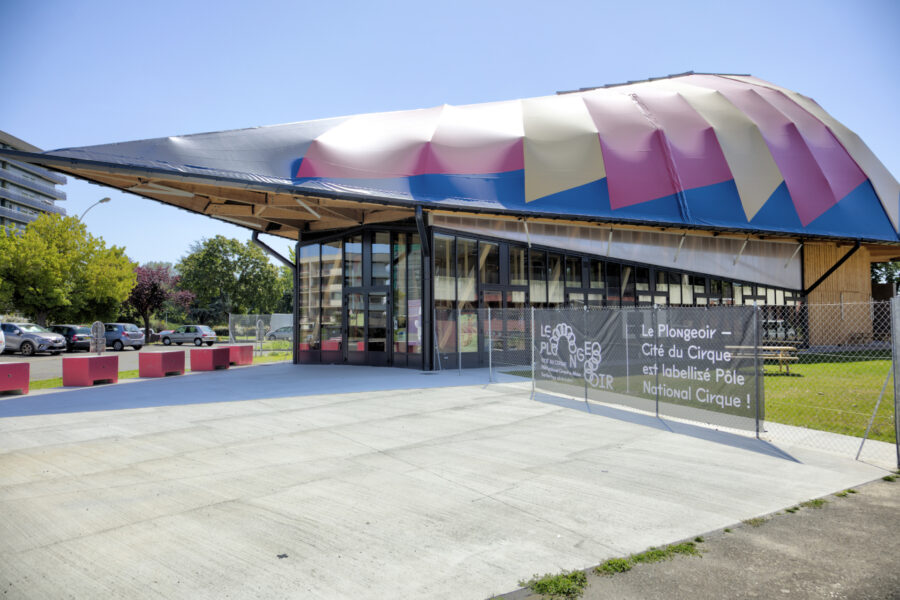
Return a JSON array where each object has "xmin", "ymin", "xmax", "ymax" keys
[
  {"xmin": 62, "ymin": 355, "xmax": 119, "ymax": 387},
  {"xmin": 190, "ymin": 347, "xmax": 231, "ymax": 371},
  {"xmin": 0, "ymin": 362, "xmax": 29, "ymax": 395},
  {"xmin": 139, "ymin": 351, "xmax": 185, "ymax": 377},
  {"xmin": 221, "ymin": 345, "xmax": 252, "ymax": 366}
]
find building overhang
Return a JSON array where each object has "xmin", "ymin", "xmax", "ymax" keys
[{"xmin": 2, "ymin": 147, "xmax": 899, "ymax": 256}]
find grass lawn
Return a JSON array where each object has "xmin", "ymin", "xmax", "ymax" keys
[
  {"xmin": 764, "ymin": 358, "xmax": 896, "ymax": 443},
  {"xmin": 252, "ymin": 351, "xmax": 291, "ymax": 364},
  {"xmin": 503, "ymin": 358, "xmax": 897, "ymax": 443},
  {"xmin": 30, "ymin": 369, "xmax": 141, "ymax": 390}
]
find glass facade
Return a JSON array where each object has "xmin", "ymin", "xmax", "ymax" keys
[{"xmin": 295, "ymin": 225, "xmax": 802, "ymax": 369}]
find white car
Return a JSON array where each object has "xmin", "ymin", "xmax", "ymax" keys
[
  {"xmin": 160, "ymin": 325, "xmax": 218, "ymax": 346},
  {"xmin": 0, "ymin": 320, "xmax": 5, "ymax": 354}
]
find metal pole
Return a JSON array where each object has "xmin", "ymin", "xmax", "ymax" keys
[
  {"xmin": 856, "ymin": 368, "xmax": 892, "ymax": 460},
  {"xmin": 654, "ymin": 307, "xmax": 659, "ymax": 418},
  {"xmin": 433, "ymin": 305, "xmax": 441, "ymax": 371},
  {"xmin": 457, "ymin": 307, "xmax": 462, "ymax": 376},
  {"xmin": 487, "ymin": 307, "xmax": 493, "ymax": 383},
  {"xmin": 892, "ymin": 297, "xmax": 900, "ymax": 469},
  {"xmin": 530, "ymin": 306, "xmax": 536, "ymax": 399},
  {"xmin": 583, "ymin": 307, "xmax": 588, "ymax": 403},
  {"xmin": 754, "ymin": 305, "xmax": 762, "ymax": 440},
  {"xmin": 625, "ymin": 306, "xmax": 631, "ymax": 393}
]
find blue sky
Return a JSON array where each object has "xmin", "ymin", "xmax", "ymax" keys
[{"xmin": 2, "ymin": 0, "xmax": 898, "ymax": 265}]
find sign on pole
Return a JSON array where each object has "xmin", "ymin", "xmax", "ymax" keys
[{"xmin": 90, "ymin": 321, "xmax": 105, "ymax": 355}]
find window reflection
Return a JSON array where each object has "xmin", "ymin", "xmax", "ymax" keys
[
  {"xmin": 457, "ymin": 238, "xmax": 477, "ymax": 307},
  {"xmin": 510, "ymin": 246, "xmax": 527, "ymax": 286},
  {"xmin": 530, "ymin": 251, "xmax": 546, "ymax": 306},
  {"xmin": 393, "ymin": 234, "xmax": 407, "ymax": 354},
  {"xmin": 298, "ymin": 244, "xmax": 320, "ymax": 350},
  {"xmin": 372, "ymin": 232, "xmax": 390, "ymax": 287},
  {"xmin": 344, "ymin": 235, "xmax": 362, "ymax": 287},
  {"xmin": 321, "ymin": 241, "xmax": 342, "ymax": 351},
  {"xmin": 408, "ymin": 235, "xmax": 422, "ymax": 354},
  {"xmin": 479, "ymin": 242, "xmax": 500, "ymax": 285}
]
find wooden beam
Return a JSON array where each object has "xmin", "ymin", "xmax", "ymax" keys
[
  {"xmin": 362, "ymin": 209, "xmax": 414, "ymax": 224},
  {"xmin": 205, "ymin": 204, "xmax": 254, "ymax": 217}
]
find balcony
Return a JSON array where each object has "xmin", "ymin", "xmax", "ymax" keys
[
  {"xmin": 0, "ymin": 168, "xmax": 67, "ymax": 200},
  {"xmin": 0, "ymin": 205, "xmax": 38, "ymax": 225},
  {"xmin": 3, "ymin": 158, "xmax": 67, "ymax": 185},
  {"xmin": 0, "ymin": 187, "xmax": 67, "ymax": 215}
]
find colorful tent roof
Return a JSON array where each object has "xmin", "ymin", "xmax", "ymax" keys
[{"xmin": 6, "ymin": 73, "xmax": 900, "ymax": 241}]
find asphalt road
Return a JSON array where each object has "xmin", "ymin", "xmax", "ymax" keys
[
  {"xmin": 507, "ymin": 478, "xmax": 900, "ymax": 600},
  {"xmin": 0, "ymin": 343, "xmax": 247, "ymax": 380}
]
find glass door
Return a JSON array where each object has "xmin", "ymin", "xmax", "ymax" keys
[
  {"xmin": 344, "ymin": 291, "xmax": 389, "ymax": 366},
  {"xmin": 367, "ymin": 292, "xmax": 389, "ymax": 366},
  {"xmin": 346, "ymin": 292, "xmax": 366, "ymax": 364},
  {"xmin": 342, "ymin": 231, "xmax": 392, "ymax": 366}
]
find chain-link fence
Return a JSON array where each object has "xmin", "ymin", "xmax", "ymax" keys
[
  {"xmin": 760, "ymin": 301, "xmax": 897, "ymax": 466},
  {"xmin": 227, "ymin": 313, "xmax": 293, "ymax": 356},
  {"xmin": 477, "ymin": 302, "xmax": 898, "ymax": 468}
]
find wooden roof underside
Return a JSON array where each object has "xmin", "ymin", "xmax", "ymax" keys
[
  {"xmin": 63, "ymin": 167, "xmax": 416, "ymax": 240},
  {"xmin": 43, "ymin": 164, "xmax": 900, "ymax": 262}
]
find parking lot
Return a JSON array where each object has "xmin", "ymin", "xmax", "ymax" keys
[
  {"xmin": 0, "ymin": 343, "xmax": 247, "ymax": 381},
  {"xmin": 0, "ymin": 364, "xmax": 890, "ymax": 599}
]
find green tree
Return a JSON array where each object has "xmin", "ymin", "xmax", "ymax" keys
[
  {"xmin": 0, "ymin": 214, "xmax": 136, "ymax": 325},
  {"xmin": 274, "ymin": 245, "xmax": 295, "ymax": 313},
  {"xmin": 176, "ymin": 235, "xmax": 285, "ymax": 324},
  {"xmin": 872, "ymin": 261, "xmax": 900, "ymax": 285}
]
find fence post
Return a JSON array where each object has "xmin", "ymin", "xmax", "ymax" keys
[
  {"xmin": 892, "ymin": 297, "xmax": 900, "ymax": 469},
  {"xmin": 530, "ymin": 306, "xmax": 536, "ymax": 399},
  {"xmin": 754, "ymin": 305, "xmax": 761, "ymax": 440},
  {"xmin": 856, "ymin": 368, "xmax": 892, "ymax": 461},
  {"xmin": 653, "ymin": 307, "xmax": 659, "ymax": 418},
  {"xmin": 433, "ymin": 306, "xmax": 441, "ymax": 371},
  {"xmin": 457, "ymin": 307, "xmax": 462, "ymax": 376},
  {"xmin": 625, "ymin": 307, "xmax": 631, "ymax": 393},
  {"xmin": 583, "ymin": 306, "xmax": 588, "ymax": 402},
  {"xmin": 487, "ymin": 307, "xmax": 493, "ymax": 383}
]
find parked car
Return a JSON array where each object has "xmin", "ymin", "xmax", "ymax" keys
[
  {"xmin": 0, "ymin": 322, "xmax": 66, "ymax": 356},
  {"xmin": 160, "ymin": 325, "xmax": 218, "ymax": 346},
  {"xmin": 104, "ymin": 323, "xmax": 145, "ymax": 351},
  {"xmin": 49, "ymin": 325, "xmax": 93, "ymax": 352},
  {"xmin": 266, "ymin": 326, "xmax": 293, "ymax": 341},
  {"xmin": 0, "ymin": 320, "xmax": 5, "ymax": 354}
]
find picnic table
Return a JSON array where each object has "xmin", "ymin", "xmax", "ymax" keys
[{"xmin": 726, "ymin": 345, "xmax": 799, "ymax": 374}]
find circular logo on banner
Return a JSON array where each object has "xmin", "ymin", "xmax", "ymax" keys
[{"xmin": 548, "ymin": 323, "xmax": 577, "ymax": 358}]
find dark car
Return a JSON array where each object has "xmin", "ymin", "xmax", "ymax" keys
[{"xmin": 49, "ymin": 325, "xmax": 92, "ymax": 352}]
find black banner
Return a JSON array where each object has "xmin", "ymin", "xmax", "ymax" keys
[{"xmin": 535, "ymin": 306, "xmax": 760, "ymax": 431}]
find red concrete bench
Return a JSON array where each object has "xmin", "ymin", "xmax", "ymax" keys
[
  {"xmin": 0, "ymin": 362, "xmax": 29, "ymax": 395},
  {"xmin": 62, "ymin": 355, "xmax": 119, "ymax": 387},
  {"xmin": 190, "ymin": 347, "xmax": 230, "ymax": 371},
  {"xmin": 222, "ymin": 345, "xmax": 253, "ymax": 366},
  {"xmin": 139, "ymin": 351, "xmax": 185, "ymax": 377}
]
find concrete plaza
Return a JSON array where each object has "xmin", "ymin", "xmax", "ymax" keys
[{"xmin": 0, "ymin": 364, "xmax": 891, "ymax": 599}]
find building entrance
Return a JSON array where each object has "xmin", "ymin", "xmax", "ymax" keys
[{"xmin": 344, "ymin": 290, "xmax": 389, "ymax": 366}]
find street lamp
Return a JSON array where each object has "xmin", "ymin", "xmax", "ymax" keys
[{"xmin": 79, "ymin": 197, "xmax": 111, "ymax": 221}]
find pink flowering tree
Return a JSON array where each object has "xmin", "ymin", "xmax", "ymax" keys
[{"xmin": 126, "ymin": 264, "xmax": 195, "ymax": 338}]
